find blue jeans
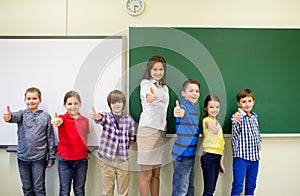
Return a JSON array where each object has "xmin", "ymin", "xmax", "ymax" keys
[
  {"xmin": 18, "ymin": 157, "xmax": 47, "ymax": 196},
  {"xmin": 58, "ymin": 156, "xmax": 88, "ymax": 196},
  {"xmin": 201, "ymin": 152, "xmax": 222, "ymax": 196},
  {"xmin": 231, "ymin": 157, "xmax": 259, "ymax": 196},
  {"xmin": 172, "ymin": 158, "xmax": 195, "ymax": 196}
]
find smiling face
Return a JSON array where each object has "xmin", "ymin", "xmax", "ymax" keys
[
  {"xmin": 24, "ymin": 92, "xmax": 41, "ymax": 112},
  {"xmin": 182, "ymin": 83, "xmax": 200, "ymax": 105},
  {"xmin": 206, "ymin": 100, "xmax": 220, "ymax": 118},
  {"xmin": 64, "ymin": 96, "xmax": 81, "ymax": 118},
  {"xmin": 238, "ymin": 96, "xmax": 255, "ymax": 115},
  {"xmin": 150, "ymin": 62, "xmax": 165, "ymax": 81},
  {"xmin": 110, "ymin": 101, "xmax": 124, "ymax": 115}
]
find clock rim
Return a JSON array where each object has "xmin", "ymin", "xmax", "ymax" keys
[{"xmin": 125, "ymin": 0, "xmax": 145, "ymax": 16}]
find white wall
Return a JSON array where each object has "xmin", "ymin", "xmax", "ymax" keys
[{"xmin": 1, "ymin": 0, "xmax": 300, "ymax": 195}]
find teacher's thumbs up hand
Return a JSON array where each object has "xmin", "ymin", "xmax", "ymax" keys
[
  {"xmin": 174, "ymin": 100, "xmax": 185, "ymax": 118},
  {"xmin": 146, "ymin": 87, "xmax": 156, "ymax": 103},
  {"xmin": 3, "ymin": 106, "xmax": 12, "ymax": 122},
  {"xmin": 91, "ymin": 107, "xmax": 102, "ymax": 121},
  {"xmin": 51, "ymin": 112, "xmax": 63, "ymax": 127},
  {"xmin": 233, "ymin": 108, "xmax": 243, "ymax": 122}
]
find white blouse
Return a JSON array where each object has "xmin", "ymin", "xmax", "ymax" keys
[{"xmin": 138, "ymin": 79, "xmax": 169, "ymax": 131}]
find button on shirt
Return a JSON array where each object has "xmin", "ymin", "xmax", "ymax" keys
[
  {"xmin": 139, "ymin": 79, "xmax": 169, "ymax": 131},
  {"xmin": 231, "ymin": 110, "xmax": 262, "ymax": 161},
  {"xmin": 9, "ymin": 109, "xmax": 56, "ymax": 164}
]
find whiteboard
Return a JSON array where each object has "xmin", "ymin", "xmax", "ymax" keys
[{"xmin": 0, "ymin": 36, "xmax": 126, "ymax": 146}]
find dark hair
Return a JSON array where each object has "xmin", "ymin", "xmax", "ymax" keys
[
  {"xmin": 203, "ymin": 94, "xmax": 221, "ymax": 118},
  {"xmin": 142, "ymin": 55, "xmax": 167, "ymax": 84},
  {"xmin": 25, "ymin": 87, "xmax": 41, "ymax": 99},
  {"xmin": 236, "ymin": 89, "xmax": 255, "ymax": 102},
  {"xmin": 182, "ymin": 79, "xmax": 200, "ymax": 92},
  {"xmin": 63, "ymin": 90, "xmax": 81, "ymax": 105},
  {"xmin": 107, "ymin": 90, "xmax": 126, "ymax": 111}
]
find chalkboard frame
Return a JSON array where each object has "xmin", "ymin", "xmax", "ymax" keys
[{"xmin": 128, "ymin": 27, "xmax": 300, "ymax": 135}]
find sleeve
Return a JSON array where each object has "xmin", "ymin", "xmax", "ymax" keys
[
  {"xmin": 86, "ymin": 118, "xmax": 90, "ymax": 134},
  {"xmin": 46, "ymin": 114, "xmax": 56, "ymax": 165},
  {"xmin": 9, "ymin": 110, "xmax": 24, "ymax": 123},
  {"xmin": 94, "ymin": 112, "xmax": 107, "ymax": 125},
  {"xmin": 231, "ymin": 114, "xmax": 241, "ymax": 144},
  {"xmin": 231, "ymin": 113, "xmax": 241, "ymax": 131},
  {"xmin": 140, "ymin": 79, "xmax": 151, "ymax": 102},
  {"xmin": 202, "ymin": 117, "xmax": 210, "ymax": 136},
  {"xmin": 128, "ymin": 116, "xmax": 136, "ymax": 141}
]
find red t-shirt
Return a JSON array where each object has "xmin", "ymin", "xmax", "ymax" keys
[{"xmin": 57, "ymin": 113, "xmax": 89, "ymax": 160}]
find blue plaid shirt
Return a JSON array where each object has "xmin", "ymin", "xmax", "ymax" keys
[
  {"xmin": 231, "ymin": 110, "xmax": 262, "ymax": 161},
  {"xmin": 95, "ymin": 112, "xmax": 136, "ymax": 162}
]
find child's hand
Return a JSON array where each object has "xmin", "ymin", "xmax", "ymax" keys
[
  {"xmin": 51, "ymin": 113, "xmax": 63, "ymax": 127},
  {"xmin": 220, "ymin": 160, "xmax": 225, "ymax": 175},
  {"xmin": 3, "ymin": 106, "xmax": 12, "ymax": 122},
  {"xmin": 233, "ymin": 108, "xmax": 243, "ymax": 122},
  {"xmin": 46, "ymin": 163, "xmax": 53, "ymax": 168},
  {"xmin": 91, "ymin": 107, "xmax": 102, "ymax": 121},
  {"xmin": 130, "ymin": 140, "xmax": 135, "ymax": 145},
  {"xmin": 174, "ymin": 100, "xmax": 185, "ymax": 118},
  {"xmin": 146, "ymin": 87, "xmax": 156, "ymax": 103},
  {"xmin": 206, "ymin": 120, "xmax": 219, "ymax": 134}
]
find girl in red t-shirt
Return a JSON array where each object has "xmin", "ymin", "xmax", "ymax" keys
[{"xmin": 52, "ymin": 90, "xmax": 89, "ymax": 196}]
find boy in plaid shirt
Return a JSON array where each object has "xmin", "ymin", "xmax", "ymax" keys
[{"xmin": 91, "ymin": 90, "xmax": 136, "ymax": 196}]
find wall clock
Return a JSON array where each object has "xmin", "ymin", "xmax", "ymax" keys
[{"xmin": 125, "ymin": 0, "xmax": 145, "ymax": 16}]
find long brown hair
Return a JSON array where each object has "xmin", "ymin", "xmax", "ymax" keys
[
  {"xmin": 203, "ymin": 94, "xmax": 221, "ymax": 118},
  {"xmin": 142, "ymin": 55, "xmax": 167, "ymax": 84}
]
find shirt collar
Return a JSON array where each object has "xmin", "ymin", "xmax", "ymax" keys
[{"xmin": 65, "ymin": 112, "xmax": 84, "ymax": 120}]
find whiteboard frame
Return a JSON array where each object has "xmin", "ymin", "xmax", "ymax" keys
[{"xmin": 0, "ymin": 36, "xmax": 126, "ymax": 147}]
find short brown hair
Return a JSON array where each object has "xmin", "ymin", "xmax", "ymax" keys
[
  {"xmin": 182, "ymin": 79, "xmax": 200, "ymax": 92},
  {"xmin": 107, "ymin": 90, "xmax": 126, "ymax": 111},
  {"xmin": 236, "ymin": 89, "xmax": 255, "ymax": 102},
  {"xmin": 25, "ymin": 87, "xmax": 41, "ymax": 99}
]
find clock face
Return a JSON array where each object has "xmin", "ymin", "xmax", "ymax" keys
[{"xmin": 125, "ymin": 0, "xmax": 145, "ymax": 16}]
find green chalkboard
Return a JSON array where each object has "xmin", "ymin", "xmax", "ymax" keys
[{"xmin": 129, "ymin": 27, "xmax": 300, "ymax": 134}]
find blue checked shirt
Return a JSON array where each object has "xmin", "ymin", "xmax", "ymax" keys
[
  {"xmin": 231, "ymin": 110, "xmax": 262, "ymax": 161},
  {"xmin": 95, "ymin": 112, "xmax": 136, "ymax": 162}
]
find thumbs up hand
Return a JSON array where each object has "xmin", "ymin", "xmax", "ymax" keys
[
  {"xmin": 146, "ymin": 87, "xmax": 156, "ymax": 103},
  {"xmin": 3, "ymin": 106, "xmax": 12, "ymax": 122},
  {"xmin": 91, "ymin": 107, "xmax": 102, "ymax": 121},
  {"xmin": 206, "ymin": 119, "xmax": 219, "ymax": 134},
  {"xmin": 233, "ymin": 108, "xmax": 243, "ymax": 122},
  {"xmin": 51, "ymin": 112, "xmax": 63, "ymax": 127},
  {"xmin": 174, "ymin": 100, "xmax": 185, "ymax": 118}
]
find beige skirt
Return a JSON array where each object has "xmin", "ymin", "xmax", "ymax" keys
[{"xmin": 137, "ymin": 127, "xmax": 166, "ymax": 165}]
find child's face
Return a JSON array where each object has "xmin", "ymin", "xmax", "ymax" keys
[
  {"xmin": 237, "ymin": 96, "xmax": 255, "ymax": 115},
  {"xmin": 206, "ymin": 100, "xmax": 220, "ymax": 118},
  {"xmin": 24, "ymin": 92, "xmax": 41, "ymax": 112},
  {"xmin": 64, "ymin": 96, "xmax": 81, "ymax": 118},
  {"xmin": 182, "ymin": 83, "xmax": 200, "ymax": 105},
  {"xmin": 110, "ymin": 101, "xmax": 124, "ymax": 115},
  {"xmin": 150, "ymin": 62, "xmax": 164, "ymax": 81}
]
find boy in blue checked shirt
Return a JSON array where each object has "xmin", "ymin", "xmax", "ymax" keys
[
  {"xmin": 231, "ymin": 89, "xmax": 262, "ymax": 196},
  {"xmin": 91, "ymin": 90, "xmax": 136, "ymax": 196}
]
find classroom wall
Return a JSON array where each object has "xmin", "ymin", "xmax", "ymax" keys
[{"xmin": 1, "ymin": 0, "xmax": 300, "ymax": 195}]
